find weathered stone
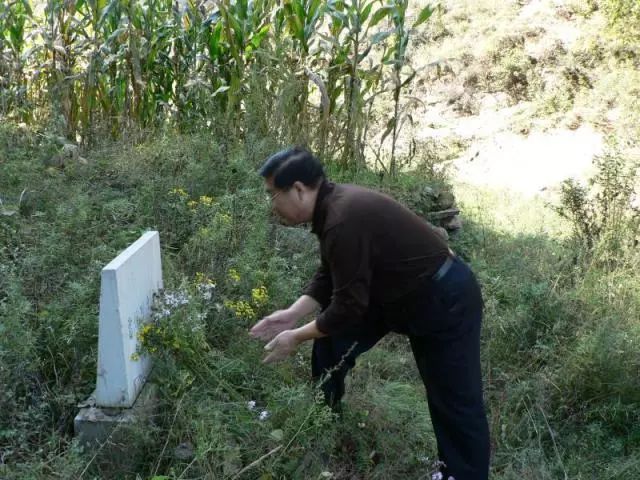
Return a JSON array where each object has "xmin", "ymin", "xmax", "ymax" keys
[
  {"xmin": 444, "ymin": 215, "xmax": 463, "ymax": 231},
  {"xmin": 46, "ymin": 143, "xmax": 88, "ymax": 168},
  {"xmin": 174, "ymin": 441, "xmax": 195, "ymax": 461},
  {"xmin": 426, "ymin": 208, "xmax": 461, "ymax": 221},
  {"xmin": 95, "ymin": 231, "xmax": 163, "ymax": 408},
  {"xmin": 436, "ymin": 190, "xmax": 456, "ymax": 210},
  {"xmin": 75, "ymin": 232, "xmax": 164, "ymax": 457},
  {"xmin": 74, "ymin": 382, "xmax": 157, "ymax": 447},
  {"xmin": 422, "ymin": 186, "xmax": 437, "ymax": 198}
]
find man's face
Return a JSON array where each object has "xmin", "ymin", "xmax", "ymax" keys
[{"xmin": 264, "ymin": 177, "xmax": 301, "ymax": 225}]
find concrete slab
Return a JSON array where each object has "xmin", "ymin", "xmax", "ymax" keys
[
  {"xmin": 74, "ymin": 382, "xmax": 158, "ymax": 447},
  {"xmin": 95, "ymin": 231, "xmax": 163, "ymax": 408}
]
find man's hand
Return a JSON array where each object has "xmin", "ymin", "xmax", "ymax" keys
[
  {"xmin": 263, "ymin": 330, "xmax": 300, "ymax": 364},
  {"xmin": 249, "ymin": 309, "xmax": 298, "ymax": 341}
]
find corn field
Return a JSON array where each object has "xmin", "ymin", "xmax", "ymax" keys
[{"xmin": 0, "ymin": 0, "xmax": 433, "ymax": 168}]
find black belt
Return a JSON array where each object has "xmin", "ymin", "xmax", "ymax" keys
[{"xmin": 433, "ymin": 254, "xmax": 455, "ymax": 282}]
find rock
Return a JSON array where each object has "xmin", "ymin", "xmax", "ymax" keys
[
  {"xmin": 436, "ymin": 190, "xmax": 456, "ymax": 210},
  {"xmin": 443, "ymin": 215, "xmax": 463, "ymax": 231},
  {"xmin": 426, "ymin": 208, "xmax": 461, "ymax": 221},
  {"xmin": 45, "ymin": 143, "xmax": 88, "ymax": 168},
  {"xmin": 174, "ymin": 441, "xmax": 195, "ymax": 461},
  {"xmin": 422, "ymin": 186, "xmax": 436, "ymax": 198},
  {"xmin": 222, "ymin": 443, "xmax": 242, "ymax": 475},
  {"xmin": 18, "ymin": 190, "xmax": 38, "ymax": 217}
]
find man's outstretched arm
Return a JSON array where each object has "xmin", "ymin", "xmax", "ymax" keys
[
  {"xmin": 263, "ymin": 319, "xmax": 327, "ymax": 364},
  {"xmin": 249, "ymin": 294, "xmax": 321, "ymax": 341}
]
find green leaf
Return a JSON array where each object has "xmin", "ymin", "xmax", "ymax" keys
[
  {"xmin": 360, "ymin": 2, "xmax": 374, "ymax": 24},
  {"xmin": 400, "ymin": 70, "xmax": 416, "ymax": 88},
  {"xmin": 269, "ymin": 429, "xmax": 284, "ymax": 441},
  {"xmin": 212, "ymin": 85, "xmax": 230, "ymax": 97},
  {"xmin": 250, "ymin": 24, "xmax": 270, "ymax": 48},
  {"xmin": 371, "ymin": 29, "xmax": 394, "ymax": 45},
  {"xmin": 329, "ymin": 11, "xmax": 347, "ymax": 29},
  {"xmin": 358, "ymin": 44, "xmax": 373, "ymax": 62},
  {"xmin": 369, "ymin": 6, "xmax": 392, "ymax": 28},
  {"xmin": 309, "ymin": 0, "xmax": 323, "ymax": 20},
  {"xmin": 22, "ymin": 0, "xmax": 33, "ymax": 16},
  {"xmin": 413, "ymin": 5, "xmax": 434, "ymax": 28}
]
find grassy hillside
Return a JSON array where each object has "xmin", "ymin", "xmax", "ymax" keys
[{"xmin": 1, "ymin": 1, "xmax": 640, "ymax": 479}]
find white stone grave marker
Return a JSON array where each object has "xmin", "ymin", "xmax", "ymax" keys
[{"xmin": 95, "ymin": 231, "xmax": 163, "ymax": 408}]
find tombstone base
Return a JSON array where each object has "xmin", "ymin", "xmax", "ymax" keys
[{"xmin": 74, "ymin": 382, "xmax": 157, "ymax": 447}]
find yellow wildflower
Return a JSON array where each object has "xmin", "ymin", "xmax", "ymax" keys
[
  {"xmin": 195, "ymin": 272, "xmax": 216, "ymax": 287},
  {"xmin": 251, "ymin": 286, "xmax": 269, "ymax": 306},
  {"xmin": 218, "ymin": 212, "xmax": 232, "ymax": 224},
  {"xmin": 137, "ymin": 323, "xmax": 153, "ymax": 342},
  {"xmin": 199, "ymin": 195, "xmax": 214, "ymax": 206},
  {"xmin": 228, "ymin": 268, "xmax": 241, "ymax": 283},
  {"xmin": 224, "ymin": 299, "xmax": 256, "ymax": 320},
  {"xmin": 187, "ymin": 200, "xmax": 198, "ymax": 208},
  {"xmin": 169, "ymin": 187, "xmax": 188, "ymax": 198}
]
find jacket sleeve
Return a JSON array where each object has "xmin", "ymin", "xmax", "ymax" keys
[
  {"xmin": 315, "ymin": 224, "xmax": 373, "ymax": 335},
  {"xmin": 302, "ymin": 258, "xmax": 333, "ymax": 308}
]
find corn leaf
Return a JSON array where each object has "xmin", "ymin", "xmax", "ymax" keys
[
  {"xmin": 369, "ymin": 5, "xmax": 392, "ymax": 28},
  {"xmin": 371, "ymin": 29, "xmax": 394, "ymax": 45},
  {"xmin": 412, "ymin": 5, "xmax": 434, "ymax": 28},
  {"xmin": 360, "ymin": 1, "xmax": 374, "ymax": 24}
]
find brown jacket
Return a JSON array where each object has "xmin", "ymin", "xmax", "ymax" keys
[{"xmin": 304, "ymin": 181, "xmax": 450, "ymax": 335}]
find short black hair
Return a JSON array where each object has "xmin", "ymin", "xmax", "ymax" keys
[{"xmin": 259, "ymin": 147, "xmax": 325, "ymax": 189}]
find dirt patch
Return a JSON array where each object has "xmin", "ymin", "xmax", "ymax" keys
[
  {"xmin": 451, "ymin": 124, "xmax": 603, "ymax": 196},
  {"xmin": 405, "ymin": 0, "xmax": 608, "ymax": 197}
]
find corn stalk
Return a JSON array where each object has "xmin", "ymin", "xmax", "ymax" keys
[
  {"xmin": 0, "ymin": 0, "xmax": 433, "ymax": 159},
  {"xmin": 387, "ymin": 2, "xmax": 433, "ymax": 176},
  {"xmin": 0, "ymin": 0, "xmax": 32, "ymax": 119},
  {"xmin": 323, "ymin": 0, "xmax": 389, "ymax": 167}
]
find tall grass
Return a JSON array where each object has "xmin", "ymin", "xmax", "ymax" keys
[{"xmin": 2, "ymin": 121, "xmax": 640, "ymax": 478}]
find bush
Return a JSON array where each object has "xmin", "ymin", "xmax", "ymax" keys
[
  {"xmin": 556, "ymin": 149, "xmax": 639, "ymax": 259},
  {"xmin": 600, "ymin": 0, "xmax": 640, "ymax": 44}
]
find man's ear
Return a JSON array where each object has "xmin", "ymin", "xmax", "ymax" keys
[{"xmin": 292, "ymin": 181, "xmax": 305, "ymax": 199}]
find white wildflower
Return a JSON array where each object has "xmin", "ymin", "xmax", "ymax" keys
[
  {"xmin": 153, "ymin": 308, "xmax": 171, "ymax": 320},
  {"xmin": 259, "ymin": 410, "xmax": 269, "ymax": 421},
  {"xmin": 247, "ymin": 400, "xmax": 256, "ymax": 411},
  {"xmin": 431, "ymin": 473, "xmax": 443, "ymax": 480},
  {"xmin": 197, "ymin": 281, "xmax": 216, "ymax": 301},
  {"xmin": 164, "ymin": 291, "xmax": 189, "ymax": 308}
]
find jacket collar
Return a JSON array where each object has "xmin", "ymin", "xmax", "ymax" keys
[{"xmin": 311, "ymin": 180, "xmax": 335, "ymax": 235}]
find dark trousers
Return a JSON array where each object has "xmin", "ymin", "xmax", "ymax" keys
[{"xmin": 311, "ymin": 257, "xmax": 490, "ymax": 480}]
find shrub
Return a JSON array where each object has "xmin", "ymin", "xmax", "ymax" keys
[
  {"xmin": 556, "ymin": 149, "xmax": 639, "ymax": 258},
  {"xmin": 600, "ymin": 0, "xmax": 640, "ymax": 44}
]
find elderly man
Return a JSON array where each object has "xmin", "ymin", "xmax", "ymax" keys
[{"xmin": 250, "ymin": 147, "xmax": 490, "ymax": 480}]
